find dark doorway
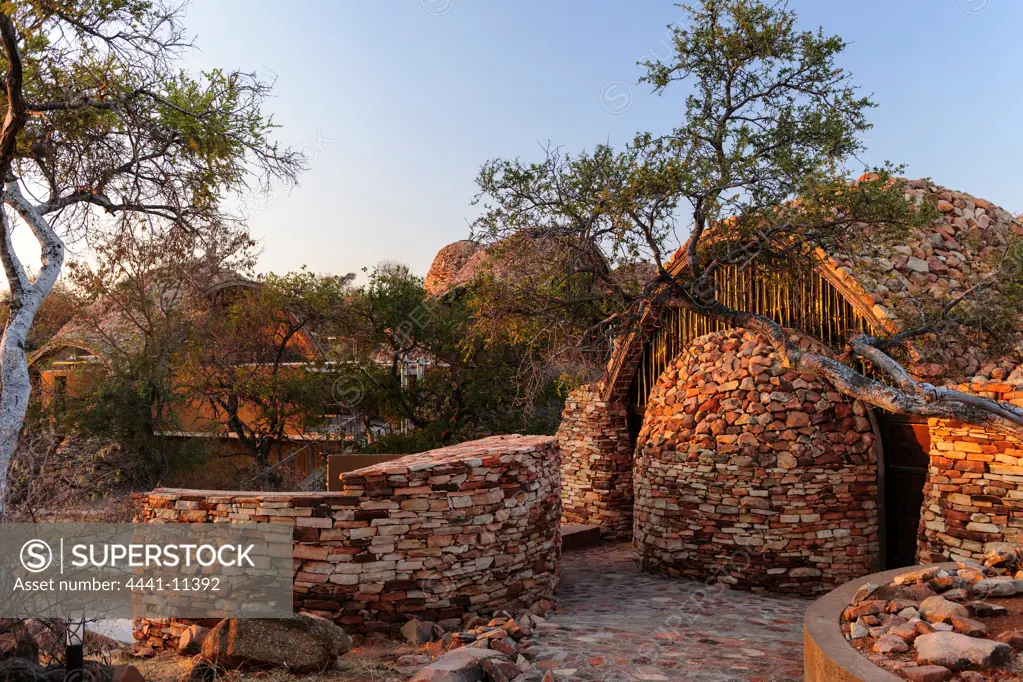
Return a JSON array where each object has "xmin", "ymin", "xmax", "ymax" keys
[
  {"xmin": 626, "ymin": 405, "xmax": 645, "ymax": 446},
  {"xmin": 879, "ymin": 413, "xmax": 930, "ymax": 569}
]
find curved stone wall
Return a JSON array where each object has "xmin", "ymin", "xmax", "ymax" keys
[
  {"xmin": 135, "ymin": 434, "xmax": 560, "ymax": 646},
  {"xmin": 556, "ymin": 386, "xmax": 633, "ymax": 540},
  {"xmin": 918, "ymin": 381, "xmax": 1023, "ymax": 563},
  {"xmin": 634, "ymin": 329, "xmax": 880, "ymax": 595}
]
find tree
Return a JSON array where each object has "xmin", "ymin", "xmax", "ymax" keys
[
  {"xmin": 61, "ymin": 221, "xmax": 256, "ymax": 482},
  {"xmin": 473, "ymin": 0, "xmax": 1023, "ymax": 438},
  {"xmin": 0, "ymin": 280, "xmax": 83, "ymax": 353},
  {"xmin": 333, "ymin": 263, "xmax": 564, "ymax": 453},
  {"xmin": 182, "ymin": 270, "xmax": 353, "ymax": 480},
  {"xmin": 0, "ymin": 1, "xmax": 301, "ymax": 511},
  {"xmin": 459, "ymin": 224, "xmax": 653, "ymax": 402}
]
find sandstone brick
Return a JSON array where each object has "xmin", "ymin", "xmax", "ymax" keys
[
  {"xmin": 919, "ymin": 413, "xmax": 1023, "ymax": 566},
  {"xmin": 135, "ymin": 434, "xmax": 560, "ymax": 644},
  {"xmin": 633, "ymin": 329, "xmax": 879, "ymax": 596},
  {"xmin": 556, "ymin": 386, "xmax": 633, "ymax": 541}
]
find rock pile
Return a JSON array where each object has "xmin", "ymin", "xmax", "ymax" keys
[
  {"xmin": 556, "ymin": 386, "xmax": 633, "ymax": 541},
  {"xmin": 634, "ymin": 328, "xmax": 879, "ymax": 594},
  {"xmin": 844, "ymin": 545, "xmax": 1023, "ymax": 679},
  {"xmin": 175, "ymin": 604, "xmax": 556, "ymax": 682},
  {"xmin": 397, "ymin": 599, "xmax": 555, "ymax": 682}
]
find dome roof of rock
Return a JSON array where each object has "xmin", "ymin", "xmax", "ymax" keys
[
  {"xmin": 633, "ymin": 327, "xmax": 878, "ymax": 593},
  {"xmin": 831, "ymin": 179, "xmax": 1020, "ymax": 378},
  {"xmin": 639, "ymin": 327, "xmax": 875, "ymax": 467},
  {"xmin": 654, "ymin": 178, "xmax": 1023, "ymax": 385}
]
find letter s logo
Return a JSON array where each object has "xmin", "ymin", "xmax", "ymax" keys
[{"xmin": 20, "ymin": 539, "xmax": 53, "ymax": 573}]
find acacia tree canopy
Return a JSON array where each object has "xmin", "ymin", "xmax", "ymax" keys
[
  {"xmin": 0, "ymin": 0, "xmax": 301, "ymax": 512},
  {"xmin": 181, "ymin": 270, "xmax": 354, "ymax": 480},
  {"xmin": 473, "ymin": 0, "xmax": 1023, "ymax": 438},
  {"xmin": 58, "ymin": 222, "xmax": 256, "ymax": 482},
  {"xmin": 332, "ymin": 264, "xmax": 565, "ymax": 453}
]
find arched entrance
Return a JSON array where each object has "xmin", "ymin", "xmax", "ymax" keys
[
  {"xmin": 876, "ymin": 413, "xmax": 930, "ymax": 568},
  {"xmin": 569, "ymin": 259, "xmax": 929, "ymax": 587}
]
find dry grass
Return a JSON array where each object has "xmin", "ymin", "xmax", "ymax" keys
[
  {"xmin": 89, "ymin": 643, "xmax": 411, "ymax": 682},
  {"xmin": 256, "ymin": 655, "xmax": 404, "ymax": 682},
  {"xmin": 87, "ymin": 650, "xmax": 194, "ymax": 682},
  {"xmin": 5, "ymin": 430, "xmax": 142, "ymax": 523}
]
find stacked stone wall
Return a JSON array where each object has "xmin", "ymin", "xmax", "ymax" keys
[
  {"xmin": 918, "ymin": 382, "xmax": 1023, "ymax": 563},
  {"xmin": 134, "ymin": 434, "xmax": 560, "ymax": 648},
  {"xmin": 555, "ymin": 386, "xmax": 633, "ymax": 540},
  {"xmin": 634, "ymin": 329, "xmax": 880, "ymax": 596}
]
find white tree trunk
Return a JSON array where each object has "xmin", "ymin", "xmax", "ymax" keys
[
  {"xmin": 0, "ymin": 307, "xmax": 40, "ymax": 515},
  {"xmin": 0, "ymin": 185, "xmax": 66, "ymax": 517}
]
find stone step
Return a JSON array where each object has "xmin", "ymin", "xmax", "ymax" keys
[{"xmin": 562, "ymin": 524, "xmax": 602, "ymax": 550}]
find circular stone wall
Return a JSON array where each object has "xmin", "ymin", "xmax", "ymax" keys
[{"xmin": 634, "ymin": 329, "xmax": 880, "ymax": 595}]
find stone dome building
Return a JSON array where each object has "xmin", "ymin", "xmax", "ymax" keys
[
  {"xmin": 557, "ymin": 178, "xmax": 1023, "ymax": 594},
  {"xmin": 634, "ymin": 329, "xmax": 879, "ymax": 594}
]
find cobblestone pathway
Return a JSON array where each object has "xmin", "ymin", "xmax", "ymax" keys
[{"xmin": 530, "ymin": 543, "xmax": 809, "ymax": 682}]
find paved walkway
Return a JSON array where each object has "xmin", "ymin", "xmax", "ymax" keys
[{"xmin": 530, "ymin": 543, "xmax": 809, "ymax": 682}]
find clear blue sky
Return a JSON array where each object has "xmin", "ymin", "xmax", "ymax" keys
[{"xmin": 182, "ymin": 0, "xmax": 1023, "ymax": 279}]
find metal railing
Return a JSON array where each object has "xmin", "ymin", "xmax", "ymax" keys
[{"xmin": 244, "ymin": 412, "xmax": 362, "ymax": 484}]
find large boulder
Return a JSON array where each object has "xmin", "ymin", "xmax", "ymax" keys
[
  {"xmin": 918, "ymin": 596, "xmax": 968, "ymax": 624},
  {"xmin": 401, "ymin": 619, "xmax": 438, "ymax": 646},
  {"xmin": 424, "ymin": 240, "xmax": 485, "ymax": 297},
  {"xmin": 200, "ymin": 616, "xmax": 352, "ymax": 673},
  {"xmin": 110, "ymin": 665, "xmax": 145, "ymax": 682},
  {"xmin": 177, "ymin": 625, "xmax": 211, "ymax": 656},
  {"xmin": 915, "ymin": 632, "xmax": 1012, "ymax": 671}
]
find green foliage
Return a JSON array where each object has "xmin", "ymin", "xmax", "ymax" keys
[
  {"xmin": 44, "ymin": 224, "xmax": 254, "ymax": 482},
  {"xmin": 182, "ymin": 269, "xmax": 354, "ymax": 474},
  {"xmin": 4, "ymin": 0, "xmax": 300, "ymax": 229},
  {"xmin": 334, "ymin": 264, "xmax": 565, "ymax": 453},
  {"xmin": 0, "ymin": 0, "xmax": 301, "ymax": 484},
  {"xmin": 470, "ymin": 0, "xmax": 973, "ymax": 366},
  {"xmin": 637, "ymin": 0, "xmax": 874, "ymax": 219},
  {"xmin": 60, "ymin": 373, "xmax": 170, "ymax": 482}
]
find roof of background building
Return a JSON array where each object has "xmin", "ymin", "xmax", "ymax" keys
[{"xmin": 29, "ymin": 276, "xmax": 269, "ymax": 368}]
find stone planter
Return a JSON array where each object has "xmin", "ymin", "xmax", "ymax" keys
[{"xmin": 804, "ymin": 563, "xmax": 959, "ymax": 681}]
